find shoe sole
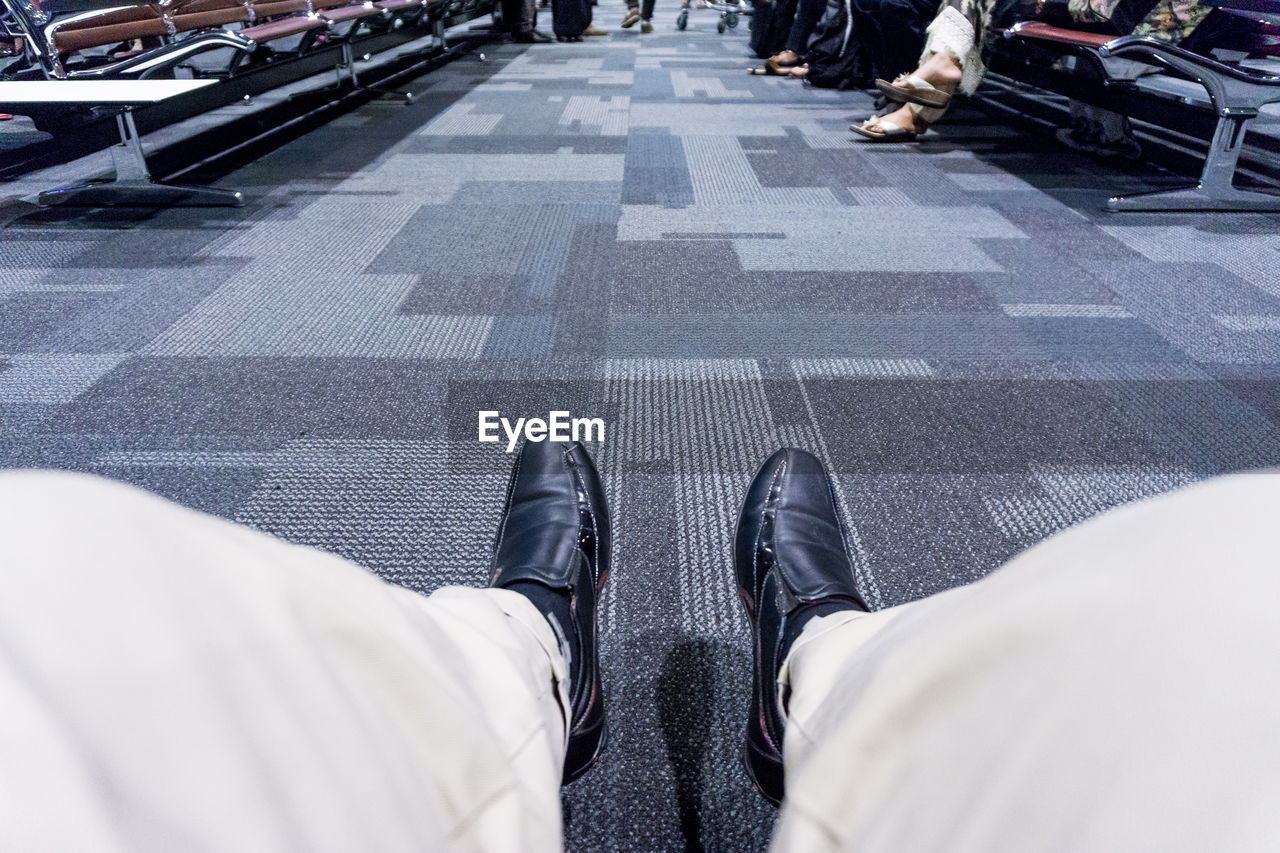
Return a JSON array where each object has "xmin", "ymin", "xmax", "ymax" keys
[
  {"xmin": 850, "ymin": 123, "xmax": 918, "ymax": 143},
  {"xmin": 564, "ymin": 717, "xmax": 609, "ymax": 784},
  {"xmin": 874, "ymin": 78, "xmax": 951, "ymax": 109},
  {"xmin": 737, "ymin": 579, "xmax": 786, "ymax": 806},
  {"xmin": 740, "ymin": 741, "xmax": 784, "ymax": 807},
  {"xmin": 563, "ymin": 469, "xmax": 611, "ymax": 785}
]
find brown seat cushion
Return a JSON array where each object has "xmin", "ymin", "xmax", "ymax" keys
[
  {"xmin": 1010, "ymin": 21, "xmax": 1117, "ymax": 48},
  {"xmin": 52, "ymin": 0, "xmax": 249, "ymax": 52},
  {"xmin": 239, "ymin": 13, "xmax": 327, "ymax": 40},
  {"xmin": 319, "ymin": 2, "xmax": 385, "ymax": 22}
]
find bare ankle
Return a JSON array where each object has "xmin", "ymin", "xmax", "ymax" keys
[
  {"xmin": 884, "ymin": 104, "xmax": 921, "ymax": 132},
  {"xmin": 916, "ymin": 53, "xmax": 963, "ymax": 90}
]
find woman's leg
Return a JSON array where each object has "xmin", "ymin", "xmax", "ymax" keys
[
  {"xmin": 863, "ymin": 51, "xmax": 962, "ymax": 135},
  {"xmin": 853, "ymin": 0, "xmax": 995, "ymax": 137}
]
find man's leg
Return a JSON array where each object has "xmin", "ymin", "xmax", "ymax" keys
[
  {"xmin": 752, "ymin": 467, "xmax": 1280, "ymax": 852},
  {"xmin": 0, "ymin": 442, "xmax": 608, "ymax": 851},
  {"xmin": 781, "ymin": 0, "xmax": 826, "ymax": 56},
  {"xmin": 506, "ymin": 0, "xmax": 543, "ymax": 40}
]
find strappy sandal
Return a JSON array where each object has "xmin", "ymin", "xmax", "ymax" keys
[
  {"xmin": 747, "ymin": 63, "xmax": 793, "ymax": 76},
  {"xmin": 850, "ymin": 115, "xmax": 920, "ymax": 143},
  {"xmin": 875, "ymin": 74, "xmax": 952, "ymax": 109},
  {"xmin": 766, "ymin": 57, "xmax": 804, "ymax": 75},
  {"xmin": 767, "ymin": 49, "xmax": 802, "ymax": 69}
]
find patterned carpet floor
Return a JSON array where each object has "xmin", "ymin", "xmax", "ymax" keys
[{"xmin": 4, "ymin": 15, "xmax": 1280, "ymax": 851}]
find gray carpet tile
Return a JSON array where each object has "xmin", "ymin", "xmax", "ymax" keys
[{"xmin": 3, "ymin": 15, "xmax": 1280, "ymax": 852}]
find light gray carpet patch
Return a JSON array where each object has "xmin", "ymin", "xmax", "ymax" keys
[
  {"xmin": 336, "ymin": 151, "xmax": 625, "ymax": 200},
  {"xmin": 559, "ymin": 95, "xmax": 631, "ymax": 136},
  {"xmin": 983, "ymin": 463, "xmax": 1199, "ymax": 545},
  {"xmin": 670, "ymin": 70, "xmax": 752, "ymax": 99},
  {"xmin": 1001, "ymin": 303, "xmax": 1135, "ymax": 318},
  {"xmin": 1098, "ymin": 224, "xmax": 1280, "ymax": 295},
  {"xmin": 617, "ymin": 204, "xmax": 1022, "ymax": 272},
  {"xmin": 0, "ymin": 353, "xmax": 127, "ymax": 404},
  {"xmin": 420, "ymin": 103, "xmax": 505, "ymax": 135}
]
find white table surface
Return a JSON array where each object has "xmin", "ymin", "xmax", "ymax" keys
[{"xmin": 0, "ymin": 79, "xmax": 219, "ymax": 106}]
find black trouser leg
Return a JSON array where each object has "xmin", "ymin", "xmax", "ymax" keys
[
  {"xmin": 504, "ymin": 0, "xmax": 536, "ymax": 32},
  {"xmin": 784, "ymin": 0, "xmax": 826, "ymax": 54},
  {"xmin": 876, "ymin": 0, "xmax": 935, "ymax": 79},
  {"xmin": 641, "ymin": 0, "xmax": 655, "ymax": 18}
]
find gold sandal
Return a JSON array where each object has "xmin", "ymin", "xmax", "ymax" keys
[{"xmin": 875, "ymin": 74, "xmax": 952, "ymax": 108}]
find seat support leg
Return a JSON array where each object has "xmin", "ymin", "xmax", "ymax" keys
[
  {"xmin": 349, "ymin": 42, "xmax": 414, "ymax": 102},
  {"xmin": 37, "ymin": 109, "xmax": 244, "ymax": 208},
  {"xmin": 1108, "ymin": 109, "xmax": 1280, "ymax": 212}
]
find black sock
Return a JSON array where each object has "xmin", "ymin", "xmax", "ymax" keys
[
  {"xmin": 779, "ymin": 599, "xmax": 853, "ymax": 664},
  {"xmin": 504, "ymin": 581, "xmax": 581, "ymax": 692}
]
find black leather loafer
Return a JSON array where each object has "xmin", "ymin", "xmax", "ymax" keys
[
  {"xmin": 490, "ymin": 440, "xmax": 611, "ymax": 784},
  {"xmin": 734, "ymin": 448, "xmax": 868, "ymax": 806}
]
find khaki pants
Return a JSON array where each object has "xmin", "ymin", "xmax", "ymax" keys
[
  {"xmin": 3, "ymin": 470, "xmax": 1280, "ymax": 851},
  {"xmin": 775, "ymin": 470, "xmax": 1280, "ymax": 852},
  {"xmin": 0, "ymin": 471, "xmax": 568, "ymax": 853}
]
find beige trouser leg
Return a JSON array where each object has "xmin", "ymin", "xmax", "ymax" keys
[
  {"xmin": 772, "ymin": 471, "xmax": 1280, "ymax": 853},
  {"xmin": 0, "ymin": 471, "xmax": 569, "ymax": 853}
]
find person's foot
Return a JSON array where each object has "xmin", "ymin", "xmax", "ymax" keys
[
  {"xmin": 582, "ymin": 22, "xmax": 609, "ymax": 35},
  {"xmin": 621, "ymin": 6, "xmax": 642, "ymax": 26},
  {"xmin": 856, "ymin": 101, "xmax": 931, "ymax": 137},
  {"xmin": 767, "ymin": 48, "xmax": 802, "ymax": 70},
  {"xmin": 734, "ymin": 448, "xmax": 868, "ymax": 805},
  {"xmin": 640, "ymin": 18, "xmax": 652, "ymax": 31},
  {"xmin": 490, "ymin": 440, "xmax": 611, "ymax": 784},
  {"xmin": 878, "ymin": 52, "xmax": 962, "ymax": 106},
  {"xmin": 512, "ymin": 29, "xmax": 553, "ymax": 42},
  {"xmin": 557, "ymin": 33, "xmax": 584, "ymax": 40},
  {"xmin": 1056, "ymin": 122, "xmax": 1143, "ymax": 160},
  {"xmin": 912, "ymin": 51, "xmax": 962, "ymax": 91}
]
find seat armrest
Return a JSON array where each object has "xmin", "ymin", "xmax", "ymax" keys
[{"xmin": 1100, "ymin": 34, "xmax": 1280, "ymax": 85}]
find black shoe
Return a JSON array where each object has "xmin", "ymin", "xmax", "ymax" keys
[
  {"xmin": 511, "ymin": 29, "xmax": 552, "ymax": 42},
  {"xmin": 734, "ymin": 448, "xmax": 868, "ymax": 806},
  {"xmin": 490, "ymin": 440, "xmax": 611, "ymax": 784}
]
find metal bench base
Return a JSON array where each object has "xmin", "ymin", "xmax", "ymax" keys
[
  {"xmin": 37, "ymin": 108, "xmax": 243, "ymax": 208},
  {"xmin": 1108, "ymin": 183, "xmax": 1280, "ymax": 212},
  {"xmin": 38, "ymin": 179, "xmax": 244, "ymax": 207}
]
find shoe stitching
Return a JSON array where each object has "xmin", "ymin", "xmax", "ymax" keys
[
  {"xmin": 491, "ymin": 450, "xmax": 524, "ymax": 584},
  {"xmin": 564, "ymin": 446, "xmax": 600, "ymax": 588},
  {"xmin": 752, "ymin": 451, "xmax": 788, "ymax": 754},
  {"xmin": 824, "ymin": 470, "xmax": 853, "ymax": 584},
  {"xmin": 565, "ymin": 446, "xmax": 603, "ymax": 733},
  {"xmin": 752, "ymin": 451, "xmax": 788, "ymax": 608}
]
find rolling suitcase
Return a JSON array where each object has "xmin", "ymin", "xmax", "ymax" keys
[{"xmin": 553, "ymin": 0, "xmax": 592, "ymax": 38}]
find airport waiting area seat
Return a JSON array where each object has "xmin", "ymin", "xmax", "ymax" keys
[
  {"xmin": 996, "ymin": 0, "xmax": 1280, "ymax": 211},
  {"xmin": 0, "ymin": 0, "xmax": 453, "ymax": 81}
]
